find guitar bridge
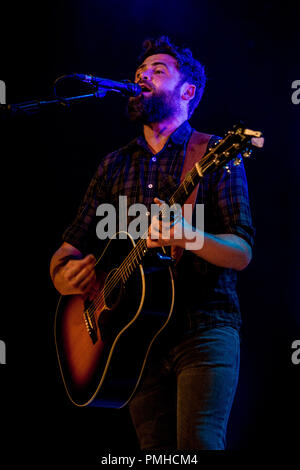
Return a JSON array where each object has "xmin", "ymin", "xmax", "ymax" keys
[{"xmin": 83, "ymin": 308, "xmax": 98, "ymax": 344}]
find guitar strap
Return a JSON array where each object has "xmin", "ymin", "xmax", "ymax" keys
[{"xmin": 171, "ymin": 129, "xmax": 212, "ymax": 264}]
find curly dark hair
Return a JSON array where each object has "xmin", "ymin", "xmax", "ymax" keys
[{"xmin": 137, "ymin": 36, "xmax": 206, "ymax": 118}]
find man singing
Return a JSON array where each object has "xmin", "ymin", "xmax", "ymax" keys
[{"xmin": 50, "ymin": 36, "xmax": 254, "ymax": 450}]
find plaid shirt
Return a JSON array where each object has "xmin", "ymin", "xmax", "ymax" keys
[{"xmin": 63, "ymin": 120, "xmax": 255, "ymax": 332}]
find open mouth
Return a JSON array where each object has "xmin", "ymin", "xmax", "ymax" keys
[{"xmin": 140, "ymin": 84, "xmax": 153, "ymax": 94}]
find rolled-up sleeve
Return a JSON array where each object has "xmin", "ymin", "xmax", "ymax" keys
[{"xmin": 211, "ymin": 157, "xmax": 255, "ymax": 248}]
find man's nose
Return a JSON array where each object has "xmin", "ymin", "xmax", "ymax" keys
[{"xmin": 140, "ymin": 70, "xmax": 151, "ymax": 81}]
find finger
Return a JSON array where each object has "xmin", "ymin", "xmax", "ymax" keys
[
  {"xmin": 73, "ymin": 264, "xmax": 96, "ymax": 286},
  {"xmin": 66, "ymin": 254, "xmax": 96, "ymax": 279},
  {"xmin": 155, "ymin": 219, "xmax": 171, "ymax": 240},
  {"xmin": 149, "ymin": 224, "xmax": 160, "ymax": 240},
  {"xmin": 76, "ymin": 269, "xmax": 96, "ymax": 293},
  {"xmin": 146, "ymin": 236, "xmax": 161, "ymax": 248},
  {"xmin": 150, "ymin": 212, "xmax": 169, "ymax": 231},
  {"xmin": 81, "ymin": 254, "xmax": 96, "ymax": 266}
]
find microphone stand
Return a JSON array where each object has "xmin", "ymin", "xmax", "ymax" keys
[{"xmin": 0, "ymin": 88, "xmax": 108, "ymax": 118}]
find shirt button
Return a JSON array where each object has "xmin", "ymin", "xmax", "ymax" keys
[
  {"xmin": 145, "ymin": 211, "xmax": 150, "ymax": 216},
  {"xmin": 152, "ymin": 157, "xmax": 157, "ymax": 162},
  {"xmin": 148, "ymin": 183, "xmax": 153, "ymax": 189}
]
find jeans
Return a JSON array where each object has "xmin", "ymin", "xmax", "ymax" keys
[{"xmin": 129, "ymin": 325, "xmax": 240, "ymax": 450}]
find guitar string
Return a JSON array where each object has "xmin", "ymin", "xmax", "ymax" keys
[{"xmin": 84, "ymin": 141, "xmax": 240, "ymax": 319}]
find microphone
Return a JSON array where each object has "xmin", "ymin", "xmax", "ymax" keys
[{"xmin": 73, "ymin": 74, "xmax": 142, "ymax": 97}]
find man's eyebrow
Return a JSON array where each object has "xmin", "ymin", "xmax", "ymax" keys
[{"xmin": 136, "ymin": 61, "xmax": 170, "ymax": 73}]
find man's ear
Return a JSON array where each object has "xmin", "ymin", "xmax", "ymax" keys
[{"xmin": 181, "ymin": 83, "xmax": 196, "ymax": 101}]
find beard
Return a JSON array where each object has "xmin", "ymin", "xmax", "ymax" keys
[{"xmin": 126, "ymin": 83, "xmax": 182, "ymax": 124}]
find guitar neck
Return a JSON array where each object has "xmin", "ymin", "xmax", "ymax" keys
[{"xmin": 169, "ymin": 165, "xmax": 202, "ymax": 207}]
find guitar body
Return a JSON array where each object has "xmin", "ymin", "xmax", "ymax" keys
[{"xmin": 54, "ymin": 231, "xmax": 175, "ymax": 408}]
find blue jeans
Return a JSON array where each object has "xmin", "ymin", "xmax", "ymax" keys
[{"xmin": 129, "ymin": 325, "xmax": 240, "ymax": 450}]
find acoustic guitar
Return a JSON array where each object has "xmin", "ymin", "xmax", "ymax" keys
[{"xmin": 54, "ymin": 123, "xmax": 263, "ymax": 408}]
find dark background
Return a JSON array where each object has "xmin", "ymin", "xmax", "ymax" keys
[{"xmin": 1, "ymin": 0, "xmax": 299, "ymax": 465}]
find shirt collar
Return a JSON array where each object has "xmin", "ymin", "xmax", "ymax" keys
[
  {"xmin": 169, "ymin": 120, "xmax": 192, "ymax": 145},
  {"xmin": 136, "ymin": 120, "xmax": 192, "ymax": 152}
]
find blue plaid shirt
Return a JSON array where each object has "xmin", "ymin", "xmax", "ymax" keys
[{"xmin": 63, "ymin": 120, "xmax": 255, "ymax": 332}]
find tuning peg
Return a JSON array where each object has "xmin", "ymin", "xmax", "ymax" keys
[
  {"xmin": 233, "ymin": 157, "xmax": 242, "ymax": 166},
  {"xmin": 224, "ymin": 165, "xmax": 231, "ymax": 174},
  {"xmin": 243, "ymin": 149, "xmax": 252, "ymax": 158},
  {"xmin": 208, "ymin": 139, "xmax": 220, "ymax": 151}
]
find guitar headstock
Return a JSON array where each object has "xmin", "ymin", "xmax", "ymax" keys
[{"xmin": 199, "ymin": 122, "xmax": 264, "ymax": 175}]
